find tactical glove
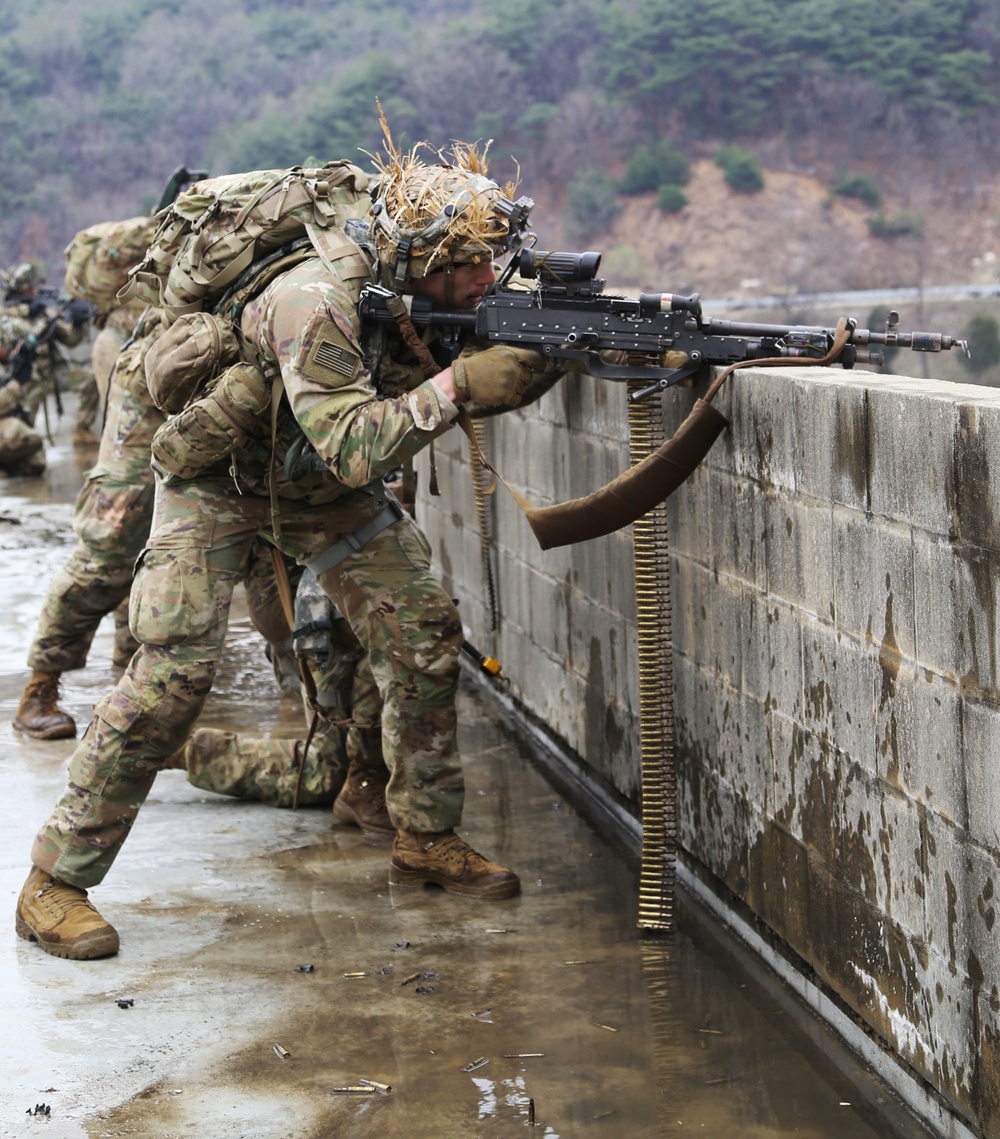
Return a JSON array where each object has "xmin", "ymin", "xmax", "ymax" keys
[
  {"xmin": 66, "ymin": 298, "xmax": 94, "ymax": 328},
  {"xmin": 452, "ymin": 345, "xmax": 547, "ymax": 408}
]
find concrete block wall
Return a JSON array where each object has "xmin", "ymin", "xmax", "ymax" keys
[{"xmin": 417, "ymin": 365, "xmax": 1000, "ymax": 1138}]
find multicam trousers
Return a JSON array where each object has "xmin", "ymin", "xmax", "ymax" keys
[
  {"xmin": 32, "ymin": 475, "xmax": 464, "ymax": 887},
  {"xmin": 180, "ymin": 621, "xmax": 384, "ymax": 808},
  {"xmin": 25, "ymin": 351, "xmax": 164, "ymax": 673}
]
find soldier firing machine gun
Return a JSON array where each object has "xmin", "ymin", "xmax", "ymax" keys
[
  {"xmin": 360, "ymin": 247, "xmax": 970, "ymax": 403},
  {"xmin": 360, "ymin": 245, "xmax": 970, "ymax": 550},
  {"xmin": 360, "ymin": 227, "xmax": 972, "ymax": 936}
]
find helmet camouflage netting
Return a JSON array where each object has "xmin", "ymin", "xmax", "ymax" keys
[{"xmin": 368, "ymin": 108, "xmax": 533, "ymax": 286}]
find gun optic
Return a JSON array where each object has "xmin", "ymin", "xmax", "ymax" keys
[{"xmin": 518, "ymin": 249, "xmax": 602, "ymax": 288}]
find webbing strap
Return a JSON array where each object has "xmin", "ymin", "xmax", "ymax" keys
[{"xmin": 306, "ymin": 497, "xmax": 404, "ymax": 576}]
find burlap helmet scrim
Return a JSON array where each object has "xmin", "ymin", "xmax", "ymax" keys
[{"xmin": 368, "ymin": 112, "xmax": 531, "ymax": 287}]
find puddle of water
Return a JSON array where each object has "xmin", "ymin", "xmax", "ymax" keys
[{"xmin": 0, "ymin": 400, "xmax": 938, "ymax": 1139}]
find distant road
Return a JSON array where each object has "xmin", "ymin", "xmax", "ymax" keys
[{"xmin": 703, "ymin": 282, "xmax": 1000, "ymax": 314}]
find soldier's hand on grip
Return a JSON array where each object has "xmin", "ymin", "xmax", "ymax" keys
[{"xmin": 452, "ymin": 345, "xmax": 547, "ymax": 408}]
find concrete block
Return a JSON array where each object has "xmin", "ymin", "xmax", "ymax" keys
[
  {"xmin": 922, "ymin": 809, "xmax": 1000, "ymax": 993},
  {"xmin": 727, "ymin": 369, "xmax": 801, "ymax": 493},
  {"xmin": 962, "ymin": 696, "xmax": 1000, "ymax": 851},
  {"xmin": 665, "ymin": 460, "xmax": 713, "ymax": 564},
  {"xmin": 675, "ymin": 656, "xmax": 720, "ymax": 777},
  {"xmin": 707, "ymin": 471, "xmax": 767, "ymax": 591},
  {"xmin": 918, "ymin": 944, "xmax": 979, "ymax": 1107},
  {"xmin": 678, "ymin": 759, "xmax": 750, "ymax": 899},
  {"xmin": 746, "ymin": 814, "xmax": 815, "ymax": 962},
  {"xmin": 831, "ymin": 507, "xmax": 916, "ymax": 659},
  {"xmin": 564, "ymin": 528, "xmax": 614, "ymax": 615},
  {"xmin": 793, "ymin": 373, "xmax": 869, "ymax": 509},
  {"xmin": 876, "ymin": 664, "xmax": 966, "ymax": 827},
  {"xmin": 872, "ymin": 781, "xmax": 928, "ymax": 938},
  {"xmin": 734, "ymin": 586, "xmax": 771, "ymax": 704},
  {"xmin": 606, "ymin": 536, "xmax": 639, "ymax": 625},
  {"xmin": 952, "ymin": 399, "xmax": 1000, "ymax": 552},
  {"xmin": 762, "ymin": 599, "xmax": 805, "ymax": 722},
  {"xmin": 866, "ymin": 384, "xmax": 957, "ymax": 536},
  {"xmin": 801, "ymin": 621, "xmax": 878, "ymax": 772},
  {"xmin": 715, "ymin": 685, "xmax": 771, "ymax": 811},
  {"xmin": 769, "ymin": 710, "xmax": 841, "ymax": 865},
  {"xmin": 913, "ymin": 530, "xmax": 1000, "ymax": 699},
  {"xmin": 763, "ymin": 490, "xmax": 834, "ymax": 617},
  {"xmin": 679, "ymin": 568, "xmax": 744, "ymax": 691}
]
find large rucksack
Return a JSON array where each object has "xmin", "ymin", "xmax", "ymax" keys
[
  {"xmin": 63, "ymin": 216, "xmax": 158, "ymax": 313},
  {"xmin": 120, "ymin": 160, "xmax": 371, "ymax": 319}
]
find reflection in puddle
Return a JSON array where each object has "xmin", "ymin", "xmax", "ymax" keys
[{"xmin": 0, "ymin": 403, "xmax": 939, "ymax": 1139}]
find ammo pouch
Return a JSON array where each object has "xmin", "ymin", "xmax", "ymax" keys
[
  {"xmin": 150, "ymin": 361, "xmax": 270, "ymax": 483},
  {"xmin": 144, "ymin": 311, "xmax": 241, "ymax": 412}
]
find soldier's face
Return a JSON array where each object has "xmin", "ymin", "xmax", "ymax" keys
[{"xmin": 407, "ymin": 260, "xmax": 496, "ymax": 310}]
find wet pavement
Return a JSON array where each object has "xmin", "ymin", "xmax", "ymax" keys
[{"xmin": 0, "ymin": 400, "xmax": 935, "ymax": 1138}]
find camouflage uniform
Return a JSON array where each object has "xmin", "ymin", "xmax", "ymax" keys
[
  {"xmin": 2, "ymin": 297, "xmax": 89, "ymax": 427},
  {"xmin": 181, "ymin": 567, "xmax": 381, "ymax": 808},
  {"xmin": 32, "ymin": 250, "xmax": 463, "ymax": 887},
  {"xmin": 0, "ymin": 310, "xmax": 45, "ymax": 475},
  {"xmin": 25, "ymin": 315, "xmax": 167, "ymax": 675}
]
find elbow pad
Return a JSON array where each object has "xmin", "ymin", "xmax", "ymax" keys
[{"xmin": 150, "ymin": 362, "xmax": 270, "ymax": 482}]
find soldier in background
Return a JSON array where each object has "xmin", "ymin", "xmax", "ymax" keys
[
  {"xmin": 2, "ymin": 262, "xmax": 92, "ymax": 435},
  {"xmin": 165, "ymin": 566, "xmax": 390, "ymax": 835},
  {"xmin": 11, "ymin": 309, "xmax": 168, "ymax": 737},
  {"xmin": 0, "ymin": 307, "xmax": 46, "ymax": 476}
]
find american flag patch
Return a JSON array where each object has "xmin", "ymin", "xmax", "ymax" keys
[{"xmin": 312, "ymin": 339, "xmax": 359, "ymax": 379}]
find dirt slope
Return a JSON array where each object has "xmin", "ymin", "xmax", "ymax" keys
[{"xmin": 592, "ymin": 160, "xmax": 1000, "ymax": 302}]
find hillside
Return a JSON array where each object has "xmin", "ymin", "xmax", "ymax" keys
[{"xmin": 593, "ymin": 160, "xmax": 998, "ymax": 299}]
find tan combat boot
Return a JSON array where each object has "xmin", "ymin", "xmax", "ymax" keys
[
  {"xmin": 390, "ymin": 831, "xmax": 521, "ymax": 899},
  {"xmin": 333, "ymin": 759, "xmax": 394, "ymax": 837},
  {"xmin": 12, "ymin": 670, "xmax": 77, "ymax": 740},
  {"xmin": 16, "ymin": 866, "xmax": 119, "ymax": 960}
]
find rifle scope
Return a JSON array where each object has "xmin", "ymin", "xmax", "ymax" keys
[{"xmin": 518, "ymin": 249, "xmax": 601, "ymax": 287}]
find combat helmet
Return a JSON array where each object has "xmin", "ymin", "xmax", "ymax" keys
[
  {"xmin": 7, "ymin": 261, "xmax": 42, "ymax": 295},
  {"xmin": 368, "ymin": 112, "xmax": 534, "ymax": 289}
]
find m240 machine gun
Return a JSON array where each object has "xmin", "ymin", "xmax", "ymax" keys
[
  {"xmin": 361, "ymin": 248, "xmax": 969, "ymax": 399},
  {"xmin": 360, "ymin": 250, "xmax": 970, "ymax": 548}
]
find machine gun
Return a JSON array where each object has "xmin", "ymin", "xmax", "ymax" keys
[
  {"xmin": 359, "ymin": 249, "xmax": 971, "ymax": 550},
  {"xmin": 358, "ymin": 248, "xmax": 970, "ymax": 402}
]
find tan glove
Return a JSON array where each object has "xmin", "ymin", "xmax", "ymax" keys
[{"xmin": 452, "ymin": 345, "xmax": 547, "ymax": 408}]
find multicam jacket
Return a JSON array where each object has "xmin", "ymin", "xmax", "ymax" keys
[{"xmin": 237, "ymin": 245, "xmax": 457, "ymax": 505}]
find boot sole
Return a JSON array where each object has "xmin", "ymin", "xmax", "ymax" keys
[
  {"xmin": 12, "ymin": 718, "xmax": 77, "ymax": 741},
  {"xmin": 15, "ymin": 915, "xmax": 119, "ymax": 960},
  {"xmin": 332, "ymin": 798, "xmax": 395, "ymax": 839},
  {"xmin": 388, "ymin": 864, "xmax": 521, "ymax": 900}
]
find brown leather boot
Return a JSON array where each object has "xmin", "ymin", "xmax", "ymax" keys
[
  {"xmin": 15, "ymin": 866, "xmax": 119, "ymax": 960},
  {"xmin": 389, "ymin": 831, "xmax": 521, "ymax": 899},
  {"xmin": 12, "ymin": 671, "xmax": 77, "ymax": 740},
  {"xmin": 333, "ymin": 760, "xmax": 394, "ymax": 837}
]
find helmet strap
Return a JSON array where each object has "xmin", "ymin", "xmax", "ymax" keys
[{"xmin": 442, "ymin": 264, "xmax": 456, "ymax": 308}]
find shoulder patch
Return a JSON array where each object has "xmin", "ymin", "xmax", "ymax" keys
[{"xmin": 301, "ymin": 325, "xmax": 361, "ymax": 386}]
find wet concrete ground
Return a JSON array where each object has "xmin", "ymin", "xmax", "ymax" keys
[{"xmin": 0, "ymin": 400, "xmax": 935, "ymax": 1139}]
